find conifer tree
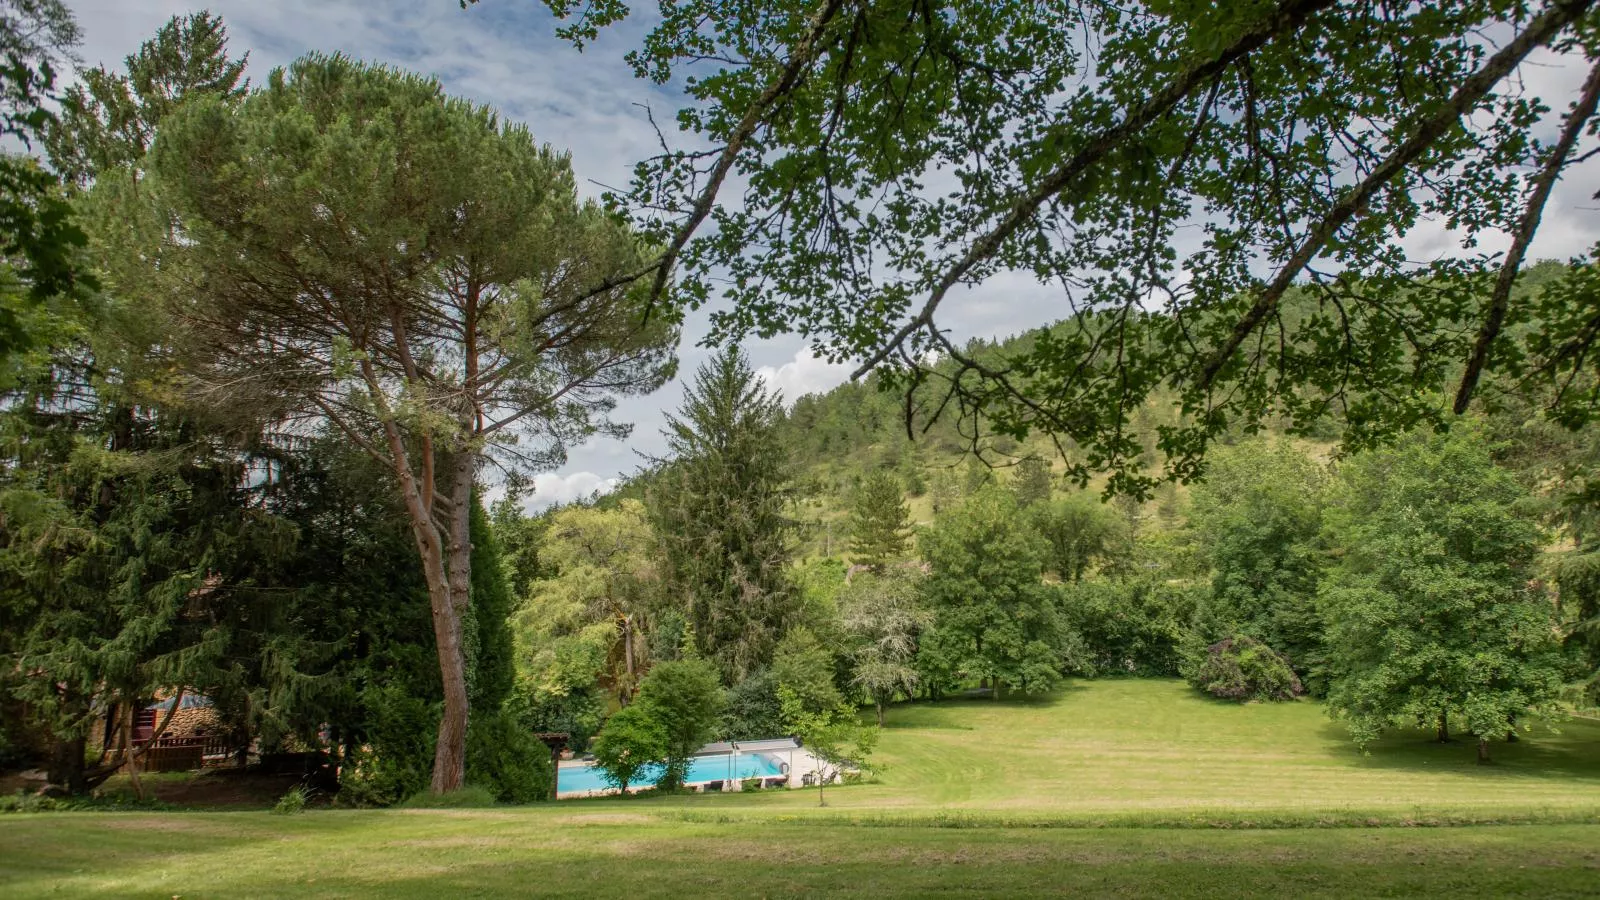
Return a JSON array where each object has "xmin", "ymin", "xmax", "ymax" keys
[
  {"xmin": 647, "ymin": 347, "xmax": 795, "ymax": 684},
  {"xmin": 846, "ymin": 470, "xmax": 911, "ymax": 570}
]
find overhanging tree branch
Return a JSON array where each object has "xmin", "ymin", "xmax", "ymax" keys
[
  {"xmin": 1194, "ymin": 0, "xmax": 1595, "ymax": 394},
  {"xmin": 1452, "ymin": 56, "xmax": 1600, "ymax": 414}
]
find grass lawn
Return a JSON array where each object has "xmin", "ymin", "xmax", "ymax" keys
[{"xmin": 5, "ymin": 679, "xmax": 1600, "ymax": 897}]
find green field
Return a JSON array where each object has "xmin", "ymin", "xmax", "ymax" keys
[{"xmin": 5, "ymin": 679, "xmax": 1600, "ymax": 898}]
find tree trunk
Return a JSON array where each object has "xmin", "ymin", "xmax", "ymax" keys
[
  {"xmin": 621, "ymin": 615, "xmax": 635, "ymax": 706},
  {"xmin": 124, "ymin": 703, "xmax": 144, "ymax": 800},
  {"xmin": 1477, "ymin": 737, "xmax": 1491, "ymax": 764},
  {"xmin": 1435, "ymin": 712, "xmax": 1449, "ymax": 743},
  {"xmin": 48, "ymin": 736, "xmax": 87, "ymax": 796},
  {"xmin": 431, "ymin": 450, "xmax": 477, "ymax": 795},
  {"xmin": 876, "ymin": 700, "xmax": 885, "ymax": 728}
]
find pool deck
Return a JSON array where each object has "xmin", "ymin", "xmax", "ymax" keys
[{"xmin": 555, "ymin": 746, "xmax": 825, "ymax": 799}]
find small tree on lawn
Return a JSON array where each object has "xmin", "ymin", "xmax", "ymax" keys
[
  {"xmin": 1321, "ymin": 426, "xmax": 1564, "ymax": 763},
  {"xmin": 634, "ymin": 657, "xmax": 724, "ymax": 790},
  {"xmin": 591, "ymin": 703, "xmax": 667, "ymax": 795},
  {"xmin": 780, "ymin": 687, "xmax": 878, "ymax": 808}
]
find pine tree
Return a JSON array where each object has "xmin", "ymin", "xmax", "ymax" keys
[{"xmin": 847, "ymin": 470, "xmax": 911, "ymax": 569}]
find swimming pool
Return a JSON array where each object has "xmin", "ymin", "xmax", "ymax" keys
[{"xmin": 556, "ymin": 751, "xmax": 788, "ymax": 794}]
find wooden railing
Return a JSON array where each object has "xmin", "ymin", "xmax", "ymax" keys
[{"xmin": 132, "ymin": 735, "xmax": 240, "ymax": 773}]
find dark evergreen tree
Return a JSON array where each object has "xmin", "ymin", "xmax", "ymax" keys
[
  {"xmin": 647, "ymin": 347, "xmax": 796, "ymax": 684},
  {"xmin": 46, "ymin": 12, "xmax": 248, "ymax": 186}
]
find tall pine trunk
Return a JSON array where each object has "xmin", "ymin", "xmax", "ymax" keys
[{"xmin": 391, "ymin": 441, "xmax": 474, "ymax": 795}]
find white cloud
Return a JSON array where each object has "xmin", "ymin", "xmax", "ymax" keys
[
  {"xmin": 755, "ymin": 347, "xmax": 853, "ymax": 406},
  {"xmin": 530, "ymin": 471, "xmax": 618, "ymax": 510}
]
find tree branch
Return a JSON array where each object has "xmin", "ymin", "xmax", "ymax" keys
[
  {"xmin": 1452, "ymin": 56, "xmax": 1600, "ymax": 414},
  {"xmin": 1195, "ymin": 0, "xmax": 1594, "ymax": 394}
]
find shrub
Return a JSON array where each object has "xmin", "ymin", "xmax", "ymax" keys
[
  {"xmin": 272, "ymin": 785, "xmax": 310, "ymax": 815},
  {"xmin": 720, "ymin": 669, "xmax": 785, "ymax": 741},
  {"xmin": 467, "ymin": 708, "xmax": 552, "ymax": 804},
  {"xmin": 1188, "ymin": 636, "xmax": 1304, "ymax": 702},
  {"xmin": 338, "ymin": 684, "xmax": 435, "ymax": 806},
  {"xmin": 591, "ymin": 703, "xmax": 668, "ymax": 793},
  {"xmin": 395, "ymin": 784, "xmax": 498, "ymax": 809}
]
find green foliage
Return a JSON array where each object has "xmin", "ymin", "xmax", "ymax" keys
[
  {"xmin": 0, "ymin": 0, "xmax": 92, "ymax": 364},
  {"xmin": 779, "ymin": 688, "xmax": 879, "ymax": 808},
  {"xmin": 395, "ymin": 785, "xmax": 498, "ymax": 809},
  {"xmin": 770, "ymin": 628, "xmax": 845, "ymax": 720},
  {"xmin": 48, "ymin": 11, "xmax": 247, "ymax": 185},
  {"xmin": 919, "ymin": 488, "xmax": 1079, "ymax": 696},
  {"xmin": 468, "ymin": 498, "xmax": 516, "ymax": 710},
  {"xmin": 846, "ymin": 470, "xmax": 913, "ymax": 569},
  {"xmin": 1011, "ymin": 457, "xmax": 1053, "ymax": 508},
  {"xmin": 1321, "ymin": 427, "xmax": 1565, "ymax": 757},
  {"xmin": 719, "ymin": 669, "xmax": 784, "ymax": 741},
  {"xmin": 271, "ymin": 786, "xmax": 311, "ymax": 816},
  {"xmin": 590, "ymin": 702, "xmax": 667, "ymax": 793},
  {"xmin": 1189, "ymin": 440, "xmax": 1327, "ymax": 688},
  {"xmin": 647, "ymin": 348, "xmax": 796, "ymax": 683},
  {"xmin": 465, "ymin": 708, "xmax": 552, "ymax": 804},
  {"xmin": 840, "ymin": 569, "xmax": 929, "ymax": 724},
  {"xmin": 1188, "ymin": 636, "xmax": 1304, "ymax": 703},
  {"xmin": 632, "ymin": 657, "xmax": 725, "ymax": 790},
  {"xmin": 1030, "ymin": 493, "xmax": 1129, "ymax": 583},
  {"xmin": 547, "ymin": 0, "xmax": 1600, "ymax": 495},
  {"xmin": 523, "ymin": 499, "xmax": 660, "ymax": 705},
  {"xmin": 339, "ymin": 683, "xmax": 435, "ymax": 807},
  {"xmin": 1057, "ymin": 578, "xmax": 1197, "ymax": 678},
  {"xmin": 512, "ymin": 684, "xmax": 605, "ymax": 756}
]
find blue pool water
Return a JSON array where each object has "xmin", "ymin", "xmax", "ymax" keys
[{"xmin": 557, "ymin": 751, "xmax": 787, "ymax": 794}]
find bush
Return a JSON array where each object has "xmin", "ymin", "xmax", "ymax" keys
[
  {"xmin": 395, "ymin": 784, "xmax": 498, "ymax": 809},
  {"xmin": 272, "ymin": 785, "xmax": 310, "ymax": 815},
  {"xmin": 591, "ymin": 703, "xmax": 668, "ymax": 793},
  {"xmin": 1056, "ymin": 578, "xmax": 1198, "ymax": 677},
  {"xmin": 467, "ymin": 708, "xmax": 552, "ymax": 804},
  {"xmin": 1188, "ymin": 636, "xmax": 1304, "ymax": 702},
  {"xmin": 338, "ymin": 684, "xmax": 435, "ymax": 807}
]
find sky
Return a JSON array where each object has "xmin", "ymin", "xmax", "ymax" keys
[{"xmin": 62, "ymin": 2, "xmax": 1600, "ymax": 507}]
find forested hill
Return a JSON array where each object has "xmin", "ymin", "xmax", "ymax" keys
[{"xmin": 757, "ymin": 260, "xmax": 1576, "ymax": 555}]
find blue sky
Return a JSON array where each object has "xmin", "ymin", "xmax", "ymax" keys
[{"xmin": 65, "ymin": 2, "xmax": 1600, "ymax": 506}]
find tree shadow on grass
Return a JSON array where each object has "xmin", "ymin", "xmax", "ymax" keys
[{"xmin": 1315, "ymin": 717, "xmax": 1600, "ymax": 783}]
